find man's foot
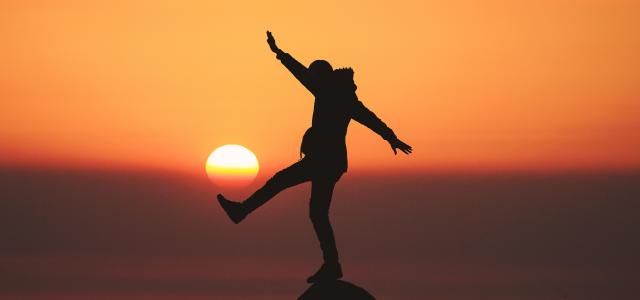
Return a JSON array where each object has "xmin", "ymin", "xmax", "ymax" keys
[
  {"xmin": 306, "ymin": 262, "xmax": 342, "ymax": 283},
  {"xmin": 217, "ymin": 194, "xmax": 246, "ymax": 224}
]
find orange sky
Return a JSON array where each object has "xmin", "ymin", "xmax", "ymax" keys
[{"xmin": 1, "ymin": 0, "xmax": 639, "ymax": 175}]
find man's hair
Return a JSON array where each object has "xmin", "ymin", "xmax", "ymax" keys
[{"xmin": 309, "ymin": 60, "xmax": 333, "ymax": 74}]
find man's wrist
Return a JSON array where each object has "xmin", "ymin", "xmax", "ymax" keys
[{"xmin": 384, "ymin": 131, "xmax": 397, "ymax": 142}]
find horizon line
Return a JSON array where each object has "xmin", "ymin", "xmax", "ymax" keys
[{"xmin": 1, "ymin": 161, "xmax": 639, "ymax": 178}]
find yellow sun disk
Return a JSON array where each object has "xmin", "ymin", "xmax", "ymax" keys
[{"xmin": 205, "ymin": 145, "xmax": 259, "ymax": 187}]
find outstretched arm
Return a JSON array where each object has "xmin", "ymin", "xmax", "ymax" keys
[
  {"xmin": 352, "ymin": 100, "xmax": 413, "ymax": 155},
  {"xmin": 266, "ymin": 31, "xmax": 316, "ymax": 94}
]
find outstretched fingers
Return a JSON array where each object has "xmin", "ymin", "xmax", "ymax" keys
[
  {"xmin": 266, "ymin": 30, "xmax": 279, "ymax": 52},
  {"xmin": 390, "ymin": 139, "xmax": 413, "ymax": 155}
]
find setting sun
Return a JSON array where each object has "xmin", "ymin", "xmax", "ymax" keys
[{"xmin": 206, "ymin": 145, "xmax": 259, "ymax": 187}]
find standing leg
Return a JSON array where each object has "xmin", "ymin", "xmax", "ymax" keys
[
  {"xmin": 218, "ymin": 160, "xmax": 310, "ymax": 223},
  {"xmin": 306, "ymin": 176, "xmax": 343, "ymax": 283}
]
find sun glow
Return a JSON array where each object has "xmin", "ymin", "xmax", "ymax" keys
[{"xmin": 206, "ymin": 145, "xmax": 259, "ymax": 187}]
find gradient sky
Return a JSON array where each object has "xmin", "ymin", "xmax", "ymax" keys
[
  {"xmin": 2, "ymin": 3, "xmax": 640, "ymax": 299},
  {"xmin": 1, "ymin": 0, "xmax": 639, "ymax": 175}
]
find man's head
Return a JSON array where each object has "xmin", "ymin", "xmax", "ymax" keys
[{"xmin": 309, "ymin": 60, "xmax": 333, "ymax": 81}]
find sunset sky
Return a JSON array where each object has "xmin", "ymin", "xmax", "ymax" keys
[
  {"xmin": 2, "ymin": 2, "xmax": 640, "ymax": 300},
  {"xmin": 2, "ymin": 0, "xmax": 639, "ymax": 175}
]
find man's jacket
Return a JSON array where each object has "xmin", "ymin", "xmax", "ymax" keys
[{"xmin": 277, "ymin": 52, "xmax": 396, "ymax": 176}]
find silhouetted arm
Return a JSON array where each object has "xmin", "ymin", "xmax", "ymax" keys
[
  {"xmin": 352, "ymin": 100, "xmax": 396, "ymax": 140},
  {"xmin": 276, "ymin": 52, "xmax": 316, "ymax": 94},
  {"xmin": 352, "ymin": 100, "xmax": 413, "ymax": 155},
  {"xmin": 267, "ymin": 31, "xmax": 316, "ymax": 95}
]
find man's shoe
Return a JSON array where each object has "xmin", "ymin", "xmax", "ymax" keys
[
  {"xmin": 217, "ymin": 194, "xmax": 246, "ymax": 224},
  {"xmin": 306, "ymin": 262, "xmax": 342, "ymax": 283}
]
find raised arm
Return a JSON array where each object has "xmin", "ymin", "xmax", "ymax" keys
[
  {"xmin": 266, "ymin": 31, "xmax": 316, "ymax": 94},
  {"xmin": 351, "ymin": 100, "xmax": 413, "ymax": 155}
]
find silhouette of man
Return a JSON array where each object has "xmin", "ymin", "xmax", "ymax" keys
[{"xmin": 217, "ymin": 31, "xmax": 412, "ymax": 283}]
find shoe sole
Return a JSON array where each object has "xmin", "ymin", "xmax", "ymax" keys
[{"xmin": 306, "ymin": 273, "xmax": 343, "ymax": 284}]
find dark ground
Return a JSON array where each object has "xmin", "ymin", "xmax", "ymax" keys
[{"xmin": 1, "ymin": 167, "xmax": 638, "ymax": 299}]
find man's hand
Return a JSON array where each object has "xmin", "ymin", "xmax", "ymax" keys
[
  {"xmin": 266, "ymin": 31, "xmax": 280, "ymax": 53},
  {"xmin": 389, "ymin": 138, "xmax": 413, "ymax": 155}
]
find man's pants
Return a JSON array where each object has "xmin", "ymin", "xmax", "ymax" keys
[{"xmin": 243, "ymin": 159, "xmax": 341, "ymax": 264}]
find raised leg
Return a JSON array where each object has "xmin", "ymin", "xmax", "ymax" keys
[{"xmin": 242, "ymin": 160, "xmax": 311, "ymax": 214}]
